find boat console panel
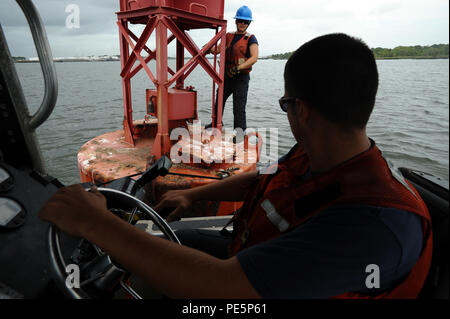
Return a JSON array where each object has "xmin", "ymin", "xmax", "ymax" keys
[{"xmin": 0, "ymin": 161, "xmax": 77, "ymax": 298}]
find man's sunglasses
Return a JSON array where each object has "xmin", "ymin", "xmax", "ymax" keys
[
  {"xmin": 279, "ymin": 97, "xmax": 297, "ymax": 112},
  {"xmin": 236, "ymin": 19, "xmax": 250, "ymax": 25}
]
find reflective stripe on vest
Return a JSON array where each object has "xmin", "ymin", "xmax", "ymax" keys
[{"xmin": 261, "ymin": 199, "xmax": 290, "ymax": 232}]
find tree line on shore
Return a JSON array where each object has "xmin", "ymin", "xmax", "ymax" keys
[
  {"xmin": 267, "ymin": 44, "xmax": 449, "ymax": 60},
  {"xmin": 13, "ymin": 44, "xmax": 449, "ymax": 62}
]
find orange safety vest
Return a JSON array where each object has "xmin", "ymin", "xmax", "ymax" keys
[
  {"xmin": 230, "ymin": 143, "xmax": 433, "ymax": 298},
  {"xmin": 225, "ymin": 32, "xmax": 253, "ymax": 74}
]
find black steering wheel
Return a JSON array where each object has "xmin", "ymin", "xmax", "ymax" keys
[{"xmin": 47, "ymin": 187, "xmax": 180, "ymax": 299}]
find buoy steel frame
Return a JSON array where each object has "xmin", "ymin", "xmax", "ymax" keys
[{"xmin": 117, "ymin": 1, "xmax": 227, "ymax": 160}]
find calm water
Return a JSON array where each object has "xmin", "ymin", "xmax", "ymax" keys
[{"xmin": 15, "ymin": 59, "xmax": 449, "ymax": 187}]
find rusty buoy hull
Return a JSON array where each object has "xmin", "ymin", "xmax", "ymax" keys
[{"xmin": 77, "ymin": 124, "xmax": 260, "ymax": 217}]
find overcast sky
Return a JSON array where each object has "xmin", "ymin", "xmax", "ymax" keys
[{"xmin": 0, "ymin": 0, "xmax": 448, "ymax": 58}]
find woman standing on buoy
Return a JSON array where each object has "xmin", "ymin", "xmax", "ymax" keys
[{"xmin": 206, "ymin": 5, "xmax": 259, "ymax": 131}]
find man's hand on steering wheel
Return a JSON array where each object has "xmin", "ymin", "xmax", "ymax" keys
[
  {"xmin": 42, "ymin": 185, "xmax": 181, "ymax": 299},
  {"xmin": 39, "ymin": 184, "xmax": 110, "ymax": 238},
  {"xmin": 154, "ymin": 189, "xmax": 194, "ymax": 222}
]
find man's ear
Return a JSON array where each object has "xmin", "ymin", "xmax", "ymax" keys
[{"xmin": 297, "ymin": 99, "xmax": 310, "ymax": 124}]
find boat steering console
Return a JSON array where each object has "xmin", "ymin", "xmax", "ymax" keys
[{"xmin": 0, "ymin": 156, "xmax": 180, "ymax": 299}]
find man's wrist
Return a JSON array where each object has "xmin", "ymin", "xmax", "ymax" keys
[
  {"xmin": 185, "ymin": 188, "xmax": 199, "ymax": 203},
  {"xmin": 82, "ymin": 208, "xmax": 116, "ymax": 241}
]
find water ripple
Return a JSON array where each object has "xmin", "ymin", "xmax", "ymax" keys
[{"xmin": 14, "ymin": 59, "xmax": 449, "ymax": 185}]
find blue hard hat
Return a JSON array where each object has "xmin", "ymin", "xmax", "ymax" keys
[{"xmin": 234, "ymin": 5, "xmax": 253, "ymax": 21}]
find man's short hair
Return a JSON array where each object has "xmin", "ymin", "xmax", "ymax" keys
[{"xmin": 284, "ymin": 33, "xmax": 379, "ymax": 129}]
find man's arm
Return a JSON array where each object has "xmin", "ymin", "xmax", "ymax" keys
[
  {"xmin": 237, "ymin": 43, "xmax": 258, "ymax": 71},
  {"xmin": 181, "ymin": 170, "xmax": 258, "ymax": 202},
  {"xmin": 155, "ymin": 170, "xmax": 258, "ymax": 221},
  {"xmin": 39, "ymin": 185, "xmax": 261, "ymax": 298},
  {"xmin": 207, "ymin": 43, "xmax": 221, "ymax": 55}
]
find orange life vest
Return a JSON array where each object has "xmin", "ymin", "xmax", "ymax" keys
[
  {"xmin": 230, "ymin": 142, "xmax": 432, "ymax": 298},
  {"xmin": 225, "ymin": 32, "xmax": 253, "ymax": 74}
]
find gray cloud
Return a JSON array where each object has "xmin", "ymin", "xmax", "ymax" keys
[
  {"xmin": 1, "ymin": 0, "xmax": 120, "ymax": 56},
  {"xmin": 0, "ymin": 0, "xmax": 448, "ymax": 58}
]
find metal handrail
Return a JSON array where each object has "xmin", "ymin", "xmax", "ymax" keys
[{"xmin": 16, "ymin": 0, "xmax": 58, "ymax": 130}]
